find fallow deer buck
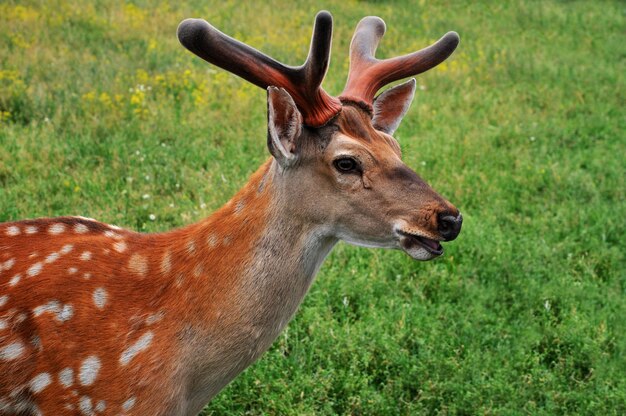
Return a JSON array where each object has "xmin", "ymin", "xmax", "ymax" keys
[{"xmin": 0, "ymin": 11, "xmax": 462, "ymax": 415}]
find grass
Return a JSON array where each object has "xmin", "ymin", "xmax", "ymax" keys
[{"xmin": 1, "ymin": 0, "xmax": 624, "ymax": 414}]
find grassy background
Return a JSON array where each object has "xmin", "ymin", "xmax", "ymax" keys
[{"xmin": 1, "ymin": 0, "xmax": 625, "ymax": 414}]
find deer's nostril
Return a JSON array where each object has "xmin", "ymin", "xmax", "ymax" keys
[{"xmin": 437, "ymin": 213, "xmax": 462, "ymax": 241}]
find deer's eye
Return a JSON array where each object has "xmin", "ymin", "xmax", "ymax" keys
[{"xmin": 333, "ymin": 157, "xmax": 359, "ymax": 173}]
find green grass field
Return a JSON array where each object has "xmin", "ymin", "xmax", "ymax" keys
[{"xmin": 1, "ymin": 0, "xmax": 624, "ymax": 414}]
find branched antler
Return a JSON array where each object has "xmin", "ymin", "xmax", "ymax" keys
[
  {"xmin": 177, "ymin": 11, "xmax": 342, "ymax": 127},
  {"xmin": 340, "ymin": 16, "xmax": 459, "ymax": 110}
]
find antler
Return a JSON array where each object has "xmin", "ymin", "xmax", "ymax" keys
[
  {"xmin": 177, "ymin": 11, "xmax": 342, "ymax": 127},
  {"xmin": 340, "ymin": 16, "xmax": 460, "ymax": 109}
]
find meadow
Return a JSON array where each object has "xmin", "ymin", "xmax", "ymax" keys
[{"xmin": 1, "ymin": 0, "xmax": 624, "ymax": 414}]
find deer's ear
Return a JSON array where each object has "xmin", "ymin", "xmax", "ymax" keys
[
  {"xmin": 372, "ymin": 78, "xmax": 416, "ymax": 135},
  {"xmin": 267, "ymin": 87, "xmax": 303, "ymax": 167}
]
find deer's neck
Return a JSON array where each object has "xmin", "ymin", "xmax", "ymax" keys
[
  {"xmin": 155, "ymin": 159, "xmax": 336, "ymax": 403},
  {"xmin": 177, "ymin": 159, "xmax": 335, "ymax": 319}
]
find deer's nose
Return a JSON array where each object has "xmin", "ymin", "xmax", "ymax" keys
[{"xmin": 437, "ymin": 212, "xmax": 463, "ymax": 241}]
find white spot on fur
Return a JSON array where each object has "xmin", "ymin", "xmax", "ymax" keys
[
  {"xmin": 79, "ymin": 396, "xmax": 92, "ymax": 415},
  {"xmin": 0, "ymin": 319, "xmax": 7, "ymax": 330},
  {"xmin": 45, "ymin": 252, "xmax": 59, "ymax": 264},
  {"xmin": 30, "ymin": 373, "xmax": 52, "ymax": 393},
  {"xmin": 95, "ymin": 400, "xmax": 106, "ymax": 412},
  {"xmin": 33, "ymin": 301, "xmax": 73, "ymax": 322},
  {"xmin": 186, "ymin": 240, "xmax": 196, "ymax": 254},
  {"xmin": 120, "ymin": 331, "xmax": 154, "ymax": 366},
  {"xmin": 60, "ymin": 244, "xmax": 74, "ymax": 254},
  {"xmin": 25, "ymin": 225, "xmax": 38, "ymax": 234},
  {"xmin": 79, "ymin": 356, "xmax": 101, "ymax": 386},
  {"xmin": 2, "ymin": 258, "xmax": 15, "ymax": 271},
  {"xmin": 0, "ymin": 341, "xmax": 24, "ymax": 361},
  {"xmin": 33, "ymin": 300, "xmax": 58, "ymax": 317},
  {"xmin": 59, "ymin": 367, "xmax": 74, "ymax": 388},
  {"xmin": 113, "ymin": 241, "xmax": 127, "ymax": 253},
  {"xmin": 83, "ymin": 273, "xmax": 92, "ymax": 280},
  {"xmin": 48, "ymin": 223, "xmax": 66, "ymax": 235},
  {"xmin": 104, "ymin": 230, "xmax": 122, "ymax": 240},
  {"xmin": 122, "ymin": 397, "xmax": 136, "ymax": 411},
  {"xmin": 80, "ymin": 251, "xmax": 92, "ymax": 261},
  {"xmin": 93, "ymin": 288, "xmax": 107, "ymax": 310},
  {"xmin": 145, "ymin": 311, "xmax": 164, "ymax": 325},
  {"xmin": 74, "ymin": 223, "xmax": 89, "ymax": 234},
  {"xmin": 9, "ymin": 274, "xmax": 21, "ymax": 286},
  {"xmin": 5, "ymin": 226, "xmax": 20, "ymax": 236},
  {"xmin": 68, "ymin": 267, "xmax": 78, "ymax": 275},
  {"xmin": 207, "ymin": 233, "xmax": 218, "ymax": 248},
  {"xmin": 0, "ymin": 295, "xmax": 7, "ymax": 307},
  {"xmin": 128, "ymin": 254, "xmax": 148, "ymax": 276},
  {"xmin": 27, "ymin": 262, "xmax": 43, "ymax": 276},
  {"xmin": 161, "ymin": 251, "xmax": 171, "ymax": 274},
  {"xmin": 28, "ymin": 252, "xmax": 39, "ymax": 259},
  {"xmin": 58, "ymin": 304, "xmax": 74, "ymax": 321}
]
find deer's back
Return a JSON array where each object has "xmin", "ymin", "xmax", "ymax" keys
[{"xmin": 0, "ymin": 217, "xmax": 187, "ymax": 415}]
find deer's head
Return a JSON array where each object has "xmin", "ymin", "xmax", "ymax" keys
[{"xmin": 178, "ymin": 11, "xmax": 462, "ymax": 260}]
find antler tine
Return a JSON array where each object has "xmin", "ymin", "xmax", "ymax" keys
[
  {"xmin": 340, "ymin": 16, "xmax": 460, "ymax": 109},
  {"xmin": 177, "ymin": 11, "xmax": 342, "ymax": 127},
  {"xmin": 303, "ymin": 11, "xmax": 333, "ymax": 90}
]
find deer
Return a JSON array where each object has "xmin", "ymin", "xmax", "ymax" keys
[{"xmin": 0, "ymin": 10, "xmax": 462, "ymax": 416}]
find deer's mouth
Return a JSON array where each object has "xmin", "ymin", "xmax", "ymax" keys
[{"xmin": 397, "ymin": 230, "xmax": 443, "ymax": 259}]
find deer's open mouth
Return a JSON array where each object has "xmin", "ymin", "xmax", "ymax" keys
[{"xmin": 397, "ymin": 230, "xmax": 444, "ymax": 257}]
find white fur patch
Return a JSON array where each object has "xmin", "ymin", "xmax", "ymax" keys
[
  {"xmin": 33, "ymin": 301, "xmax": 73, "ymax": 322},
  {"xmin": 122, "ymin": 397, "xmax": 136, "ymax": 411},
  {"xmin": 60, "ymin": 244, "xmax": 74, "ymax": 254},
  {"xmin": 93, "ymin": 288, "xmax": 107, "ymax": 310},
  {"xmin": 95, "ymin": 400, "xmax": 106, "ymax": 412},
  {"xmin": 8, "ymin": 274, "xmax": 21, "ymax": 286},
  {"xmin": 113, "ymin": 241, "xmax": 127, "ymax": 253},
  {"xmin": 2, "ymin": 258, "xmax": 15, "ymax": 271},
  {"xmin": 79, "ymin": 356, "xmax": 101, "ymax": 386},
  {"xmin": 27, "ymin": 262, "xmax": 43, "ymax": 277},
  {"xmin": 44, "ymin": 252, "xmax": 59, "ymax": 264},
  {"xmin": 59, "ymin": 367, "xmax": 74, "ymax": 388},
  {"xmin": 48, "ymin": 223, "xmax": 66, "ymax": 235},
  {"xmin": 128, "ymin": 254, "xmax": 148, "ymax": 276},
  {"xmin": 119, "ymin": 331, "xmax": 154, "ymax": 366},
  {"xmin": 74, "ymin": 223, "xmax": 89, "ymax": 234},
  {"xmin": 30, "ymin": 373, "xmax": 52, "ymax": 393},
  {"xmin": 5, "ymin": 226, "xmax": 20, "ymax": 236},
  {"xmin": 207, "ymin": 233, "xmax": 218, "ymax": 248},
  {"xmin": 79, "ymin": 396, "xmax": 92, "ymax": 415},
  {"xmin": 0, "ymin": 341, "xmax": 25, "ymax": 361}
]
